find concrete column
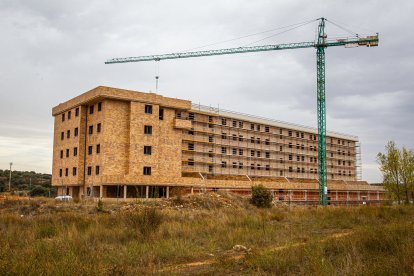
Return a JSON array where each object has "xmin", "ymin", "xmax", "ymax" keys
[
  {"xmin": 99, "ymin": 185, "xmax": 103, "ymax": 199},
  {"xmin": 358, "ymin": 191, "xmax": 361, "ymax": 201},
  {"xmin": 146, "ymin": 185, "xmax": 149, "ymax": 198},
  {"xmin": 191, "ymin": 187, "xmax": 194, "ymax": 194},
  {"xmin": 347, "ymin": 191, "xmax": 350, "ymax": 201},
  {"xmin": 304, "ymin": 190, "xmax": 307, "ymax": 201},
  {"xmin": 336, "ymin": 190, "xmax": 338, "ymax": 201},
  {"xmin": 166, "ymin": 186, "xmax": 170, "ymax": 198},
  {"xmin": 377, "ymin": 191, "xmax": 380, "ymax": 200},
  {"xmin": 123, "ymin": 185, "xmax": 127, "ymax": 199}
]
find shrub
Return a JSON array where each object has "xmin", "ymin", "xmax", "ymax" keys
[
  {"xmin": 250, "ymin": 185, "xmax": 273, "ymax": 208},
  {"xmin": 126, "ymin": 208, "xmax": 163, "ymax": 236},
  {"xmin": 96, "ymin": 199, "xmax": 104, "ymax": 212},
  {"xmin": 29, "ymin": 185, "xmax": 49, "ymax": 197}
]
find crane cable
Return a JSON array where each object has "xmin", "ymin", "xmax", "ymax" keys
[
  {"xmin": 243, "ymin": 19, "xmax": 318, "ymax": 46},
  {"xmin": 154, "ymin": 19, "xmax": 317, "ymax": 92},
  {"xmin": 326, "ymin": 19, "xmax": 358, "ymax": 36},
  {"xmin": 184, "ymin": 18, "xmax": 319, "ymax": 51},
  {"xmin": 153, "ymin": 18, "xmax": 359, "ymax": 92}
]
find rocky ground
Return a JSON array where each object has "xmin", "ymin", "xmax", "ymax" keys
[{"xmin": 0, "ymin": 191, "xmax": 250, "ymax": 216}]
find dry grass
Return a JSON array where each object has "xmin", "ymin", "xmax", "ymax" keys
[{"xmin": 0, "ymin": 193, "xmax": 413, "ymax": 275}]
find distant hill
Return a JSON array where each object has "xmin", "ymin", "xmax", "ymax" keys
[{"xmin": 0, "ymin": 169, "xmax": 51, "ymax": 192}]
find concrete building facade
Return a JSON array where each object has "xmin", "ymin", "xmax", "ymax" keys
[{"xmin": 52, "ymin": 86, "xmax": 386, "ymax": 204}]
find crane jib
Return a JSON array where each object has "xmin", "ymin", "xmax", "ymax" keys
[{"xmin": 105, "ymin": 36, "xmax": 378, "ymax": 64}]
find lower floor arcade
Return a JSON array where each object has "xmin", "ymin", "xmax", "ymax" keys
[
  {"xmin": 57, "ymin": 185, "xmax": 170, "ymax": 200},
  {"xmin": 56, "ymin": 184, "xmax": 387, "ymax": 205}
]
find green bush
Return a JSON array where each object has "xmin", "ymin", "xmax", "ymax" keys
[
  {"xmin": 29, "ymin": 185, "xmax": 49, "ymax": 197},
  {"xmin": 96, "ymin": 199, "xmax": 104, "ymax": 212},
  {"xmin": 250, "ymin": 185, "xmax": 273, "ymax": 208}
]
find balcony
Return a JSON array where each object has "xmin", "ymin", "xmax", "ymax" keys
[{"xmin": 174, "ymin": 118, "xmax": 192, "ymax": 130}]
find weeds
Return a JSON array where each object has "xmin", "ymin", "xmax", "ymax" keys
[
  {"xmin": 36, "ymin": 224, "xmax": 58, "ymax": 239},
  {"xmin": 125, "ymin": 208, "xmax": 163, "ymax": 237},
  {"xmin": 0, "ymin": 197, "xmax": 413, "ymax": 275},
  {"xmin": 172, "ymin": 194, "xmax": 185, "ymax": 206}
]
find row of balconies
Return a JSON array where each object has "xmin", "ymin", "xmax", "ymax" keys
[
  {"xmin": 181, "ymin": 164, "xmax": 355, "ymax": 179},
  {"xmin": 180, "ymin": 132, "xmax": 356, "ymax": 155},
  {"xmin": 181, "ymin": 153, "xmax": 355, "ymax": 170},
  {"xmin": 175, "ymin": 115, "xmax": 357, "ymax": 149},
  {"xmin": 181, "ymin": 140, "xmax": 356, "ymax": 162}
]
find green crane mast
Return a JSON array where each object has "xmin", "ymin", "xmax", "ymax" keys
[
  {"xmin": 316, "ymin": 18, "xmax": 328, "ymax": 205},
  {"xmin": 105, "ymin": 18, "xmax": 378, "ymax": 205}
]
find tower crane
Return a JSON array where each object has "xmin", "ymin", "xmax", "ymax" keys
[{"xmin": 105, "ymin": 18, "xmax": 379, "ymax": 205}]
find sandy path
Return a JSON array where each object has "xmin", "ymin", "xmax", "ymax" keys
[{"xmin": 158, "ymin": 230, "xmax": 353, "ymax": 273}]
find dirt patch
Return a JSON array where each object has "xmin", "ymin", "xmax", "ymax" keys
[{"xmin": 158, "ymin": 230, "xmax": 354, "ymax": 274}]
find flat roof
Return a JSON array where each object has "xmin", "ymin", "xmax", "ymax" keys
[{"xmin": 52, "ymin": 86, "xmax": 191, "ymax": 116}]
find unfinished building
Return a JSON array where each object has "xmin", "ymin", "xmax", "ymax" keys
[{"xmin": 51, "ymin": 86, "xmax": 386, "ymax": 204}]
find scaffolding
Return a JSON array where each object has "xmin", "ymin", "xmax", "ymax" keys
[
  {"xmin": 181, "ymin": 107, "xmax": 358, "ymax": 181},
  {"xmin": 356, "ymin": 142, "xmax": 362, "ymax": 181}
]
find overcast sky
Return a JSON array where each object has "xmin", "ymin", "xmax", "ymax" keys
[{"xmin": 0, "ymin": 0, "xmax": 413, "ymax": 183}]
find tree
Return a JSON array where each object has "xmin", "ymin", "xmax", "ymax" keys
[
  {"xmin": 251, "ymin": 185, "xmax": 273, "ymax": 208},
  {"xmin": 377, "ymin": 141, "xmax": 414, "ymax": 204},
  {"xmin": 0, "ymin": 169, "xmax": 52, "ymax": 192},
  {"xmin": 400, "ymin": 147, "xmax": 414, "ymax": 203},
  {"xmin": 29, "ymin": 185, "xmax": 49, "ymax": 197}
]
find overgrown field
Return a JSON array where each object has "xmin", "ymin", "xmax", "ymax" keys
[{"xmin": 0, "ymin": 193, "xmax": 413, "ymax": 275}]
